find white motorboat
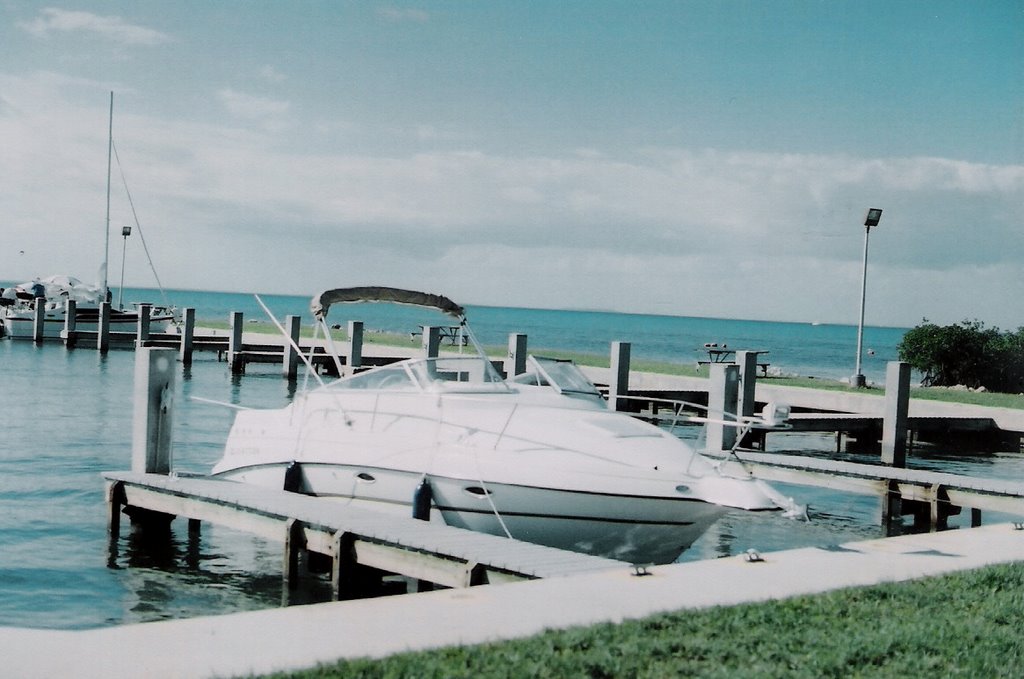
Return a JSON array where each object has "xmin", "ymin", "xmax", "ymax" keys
[
  {"xmin": 211, "ymin": 286, "xmax": 782, "ymax": 564},
  {"xmin": 0, "ymin": 275, "xmax": 176, "ymax": 340}
]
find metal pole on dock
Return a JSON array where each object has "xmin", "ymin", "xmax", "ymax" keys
[{"xmin": 853, "ymin": 208, "xmax": 883, "ymax": 388}]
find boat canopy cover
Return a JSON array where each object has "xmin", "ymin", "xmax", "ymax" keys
[{"xmin": 311, "ymin": 286, "xmax": 465, "ymax": 321}]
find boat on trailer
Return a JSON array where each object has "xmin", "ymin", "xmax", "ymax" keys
[{"xmin": 211, "ymin": 286, "xmax": 783, "ymax": 565}]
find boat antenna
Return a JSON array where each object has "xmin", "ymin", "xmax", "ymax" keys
[{"xmin": 103, "ymin": 91, "xmax": 113, "ymax": 301}]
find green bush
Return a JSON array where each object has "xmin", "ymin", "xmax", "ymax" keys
[{"xmin": 898, "ymin": 320, "xmax": 1024, "ymax": 393}]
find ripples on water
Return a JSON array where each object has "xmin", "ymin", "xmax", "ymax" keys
[{"xmin": 0, "ymin": 338, "xmax": 1018, "ymax": 630}]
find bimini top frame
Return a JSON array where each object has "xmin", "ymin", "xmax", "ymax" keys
[{"xmin": 311, "ymin": 286, "xmax": 465, "ymax": 322}]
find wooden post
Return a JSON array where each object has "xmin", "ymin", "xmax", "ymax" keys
[
  {"xmin": 422, "ymin": 325, "xmax": 441, "ymax": 359},
  {"xmin": 735, "ymin": 350, "xmax": 762, "ymax": 448},
  {"xmin": 132, "ymin": 347, "xmax": 176, "ymax": 474},
  {"xmin": 706, "ymin": 364, "xmax": 739, "ymax": 452},
  {"xmin": 135, "ymin": 303, "xmax": 152, "ymax": 346},
  {"xmin": 880, "ymin": 364, "xmax": 915, "ymax": 525},
  {"xmin": 283, "ymin": 314, "xmax": 300, "ymax": 379},
  {"xmin": 881, "ymin": 361, "xmax": 911, "ymax": 467},
  {"xmin": 348, "ymin": 320, "xmax": 364, "ymax": 370},
  {"xmin": 32, "ymin": 297, "xmax": 45, "ymax": 343},
  {"xmin": 284, "ymin": 518, "xmax": 306, "ymax": 590},
  {"xmin": 107, "ymin": 481, "xmax": 127, "ymax": 536},
  {"xmin": 507, "ymin": 333, "xmax": 528, "ymax": 377},
  {"xmin": 735, "ymin": 351, "xmax": 758, "ymax": 420},
  {"xmin": 97, "ymin": 301, "xmax": 111, "ymax": 353},
  {"xmin": 179, "ymin": 307, "xmax": 196, "ymax": 366},
  {"xmin": 228, "ymin": 311, "xmax": 244, "ymax": 374},
  {"xmin": 64, "ymin": 299, "xmax": 78, "ymax": 348},
  {"xmin": 331, "ymin": 532, "xmax": 357, "ymax": 601},
  {"xmin": 608, "ymin": 341, "xmax": 631, "ymax": 412}
]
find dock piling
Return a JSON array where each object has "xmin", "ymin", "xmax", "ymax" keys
[
  {"xmin": 228, "ymin": 311, "xmax": 244, "ymax": 373},
  {"xmin": 97, "ymin": 301, "xmax": 111, "ymax": 353},
  {"xmin": 608, "ymin": 342, "xmax": 631, "ymax": 412},
  {"xmin": 882, "ymin": 361, "xmax": 911, "ymax": 466},
  {"xmin": 422, "ymin": 326, "xmax": 441, "ymax": 359},
  {"xmin": 707, "ymin": 364, "xmax": 740, "ymax": 452},
  {"xmin": 32, "ymin": 298, "xmax": 45, "ymax": 343},
  {"xmin": 132, "ymin": 347, "xmax": 176, "ymax": 475},
  {"xmin": 507, "ymin": 333, "xmax": 528, "ymax": 377},
  {"xmin": 283, "ymin": 315, "xmax": 300, "ymax": 379},
  {"xmin": 64, "ymin": 299, "xmax": 78, "ymax": 348},
  {"xmin": 135, "ymin": 304, "xmax": 152, "ymax": 346},
  {"xmin": 348, "ymin": 320, "xmax": 364, "ymax": 370},
  {"xmin": 179, "ymin": 307, "xmax": 196, "ymax": 365}
]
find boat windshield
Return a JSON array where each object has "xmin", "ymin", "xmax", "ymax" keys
[
  {"xmin": 328, "ymin": 356, "xmax": 509, "ymax": 392},
  {"xmin": 513, "ymin": 356, "xmax": 603, "ymax": 399}
]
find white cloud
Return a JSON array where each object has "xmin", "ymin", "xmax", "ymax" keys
[
  {"xmin": 378, "ymin": 7, "xmax": 430, "ymax": 23},
  {"xmin": 258, "ymin": 65, "xmax": 287, "ymax": 83},
  {"xmin": 217, "ymin": 89, "xmax": 292, "ymax": 129},
  {"xmin": 1, "ymin": 73, "xmax": 1021, "ymax": 328},
  {"xmin": 17, "ymin": 8, "xmax": 171, "ymax": 46}
]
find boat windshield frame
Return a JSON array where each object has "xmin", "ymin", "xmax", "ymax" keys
[
  {"xmin": 515, "ymin": 355, "xmax": 604, "ymax": 399},
  {"xmin": 325, "ymin": 355, "xmax": 511, "ymax": 393}
]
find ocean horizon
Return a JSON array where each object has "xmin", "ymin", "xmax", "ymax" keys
[{"xmin": 1, "ymin": 281, "xmax": 910, "ymax": 385}]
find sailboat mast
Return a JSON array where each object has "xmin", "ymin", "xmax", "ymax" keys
[{"xmin": 103, "ymin": 91, "xmax": 113, "ymax": 301}]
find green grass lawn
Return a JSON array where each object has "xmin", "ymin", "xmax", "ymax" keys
[{"xmin": 264, "ymin": 562, "xmax": 1024, "ymax": 678}]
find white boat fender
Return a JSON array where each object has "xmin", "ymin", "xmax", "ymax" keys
[
  {"xmin": 283, "ymin": 460, "xmax": 305, "ymax": 494},
  {"xmin": 413, "ymin": 477, "xmax": 433, "ymax": 521}
]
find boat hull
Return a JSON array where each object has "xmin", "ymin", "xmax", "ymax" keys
[{"xmin": 213, "ymin": 461, "xmax": 730, "ymax": 564}]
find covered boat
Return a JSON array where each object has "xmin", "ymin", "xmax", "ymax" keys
[
  {"xmin": 211, "ymin": 286, "xmax": 782, "ymax": 564},
  {"xmin": 0, "ymin": 275, "xmax": 176, "ymax": 340}
]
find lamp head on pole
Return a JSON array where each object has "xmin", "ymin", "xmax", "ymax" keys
[
  {"xmin": 863, "ymin": 208, "xmax": 883, "ymax": 229},
  {"xmin": 122, "ymin": 225, "xmax": 132, "ymax": 237}
]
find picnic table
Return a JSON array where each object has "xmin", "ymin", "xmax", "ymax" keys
[
  {"xmin": 696, "ymin": 344, "xmax": 771, "ymax": 376},
  {"xmin": 409, "ymin": 325, "xmax": 468, "ymax": 346}
]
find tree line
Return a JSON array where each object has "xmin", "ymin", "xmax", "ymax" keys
[{"xmin": 898, "ymin": 320, "xmax": 1024, "ymax": 393}]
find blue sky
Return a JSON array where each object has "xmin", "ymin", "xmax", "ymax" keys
[{"xmin": 1, "ymin": 1, "xmax": 1021, "ymax": 328}]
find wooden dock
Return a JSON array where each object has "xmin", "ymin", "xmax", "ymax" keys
[
  {"xmin": 104, "ymin": 471, "xmax": 631, "ymax": 599},
  {"xmin": 714, "ymin": 450, "xmax": 1024, "ymax": 529}
]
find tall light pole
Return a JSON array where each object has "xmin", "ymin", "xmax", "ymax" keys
[
  {"xmin": 117, "ymin": 225, "xmax": 131, "ymax": 310},
  {"xmin": 853, "ymin": 208, "xmax": 883, "ymax": 388}
]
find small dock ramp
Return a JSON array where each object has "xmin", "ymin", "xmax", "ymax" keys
[{"xmin": 104, "ymin": 472, "xmax": 630, "ymax": 597}]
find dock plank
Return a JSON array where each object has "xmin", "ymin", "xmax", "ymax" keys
[{"xmin": 103, "ymin": 472, "xmax": 629, "ymax": 584}]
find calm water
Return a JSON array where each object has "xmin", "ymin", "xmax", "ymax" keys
[{"xmin": 0, "ymin": 288, "xmax": 1018, "ymax": 630}]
